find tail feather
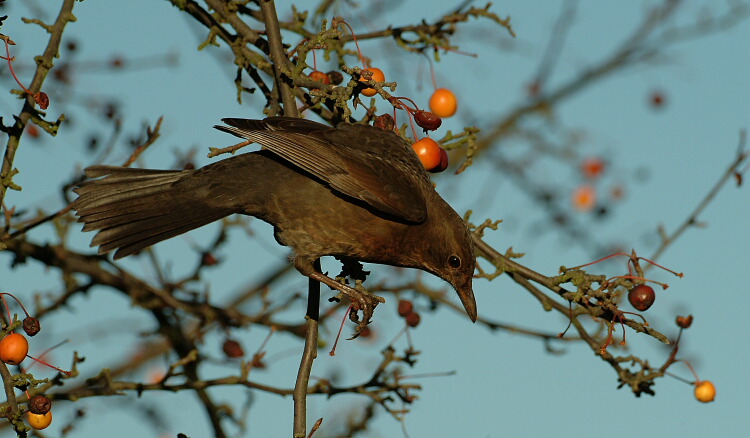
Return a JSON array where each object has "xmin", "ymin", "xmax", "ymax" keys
[
  {"xmin": 72, "ymin": 165, "xmax": 236, "ymax": 259},
  {"xmin": 99, "ymin": 209, "xmax": 230, "ymax": 259},
  {"xmin": 76, "ymin": 192, "xmax": 178, "ymax": 226},
  {"xmin": 80, "ymin": 202, "xmax": 171, "ymax": 229},
  {"xmin": 74, "ymin": 175, "xmax": 183, "ymax": 211}
]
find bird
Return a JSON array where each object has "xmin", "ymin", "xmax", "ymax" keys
[{"xmin": 71, "ymin": 117, "xmax": 477, "ymax": 328}]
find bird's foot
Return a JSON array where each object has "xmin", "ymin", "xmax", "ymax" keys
[
  {"xmin": 306, "ymin": 269, "xmax": 384, "ymax": 337},
  {"xmin": 319, "ymin": 278, "xmax": 384, "ymax": 337},
  {"xmin": 341, "ymin": 281, "xmax": 385, "ymax": 338}
]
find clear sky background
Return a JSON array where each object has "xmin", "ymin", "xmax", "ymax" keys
[{"xmin": 1, "ymin": 1, "xmax": 749, "ymax": 437}]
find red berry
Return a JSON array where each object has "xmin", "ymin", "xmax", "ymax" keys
[
  {"xmin": 222, "ymin": 339, "xmax": 244, "ymax": 358},
  {"xmin": 201, "ymin": 252, "xmax": 219, "ymax": 266},
  {"xmin": 23, "ymin": 317, "xmax": 41, "ymax": 337},
  {"xmin": 327, "ymin": 71, "xmax": 344, "ymax": 85},
  {"xmin": 397, "ymin": 300, "xmax": 414, "ymax": 317},
  {"xmin": 26, "ymin": 125, "xmax": 40, "ymax": 138},
  {"xmin": 358, "ymin": 326, "xmax": 373, "ymax": 338},
  {"xmin": 373, "ymin": 114, "xmax": 395, "ymax": 131},
  {"xmin": 34, "ymin": 92, "xmax": 49, "ymax": 110},
  {"xmin": 650, "ymin": 90, "xmax": 666, "ymax": 108},
  {"xmin": 414, "ymin": 110, "xmax": 442, "ymax": 131},
  {"xmin": 676, "ymin": 315, "xmax": 693, "ymax": 329},
  {"xmin": 581, "ymin": 157, "xmax": 605, "ymax": 179},
  {"xmin": 628, "ymin": 285, "xmax": 655, "ymax": 311},
  {"xmin": 29, "ymin": 395, "xmax": 51, "ymax": 415},
  {"xmin": 405, "ymin": 311, "xmax": 421, "ymax": 328},
  {"xmin": 429, "ymin": 147, "xmax": 449, "ymax": 173}
]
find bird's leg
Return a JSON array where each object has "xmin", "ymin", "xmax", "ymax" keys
[{"xmin": 295, "ymin": 257, "xmax": 384, "ymax": 336}]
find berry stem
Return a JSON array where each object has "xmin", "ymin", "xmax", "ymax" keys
[
  {"xmin": 0, "ymin": 295, "xmax": 12, "ymax": 324},
  {"xmin": 406, "ymin": 111, "xmax": 419, "ymax": 142},
  {"xmin": 608, "ymin": 275, "xmax": 669, "ymax": 290},
  {"xmin": 0, "ymin": 293, "xmax": 32, "ymax": 318},
  {"xmin": 335, "ymin": 19, "xmax": 368, "ymax": 68},
  {"xmin": 390, "ymin": 96, "xmax": 420, "ymax": 113},
  {"xmin": 25, "ymin": 354, "xmax": 72, "ymax": 376},
  {"xmin": 329, "ymin": 305, "xmax": 353, "ymax": 356},
  {"xmin": 23, "ymin": 339, "xmax": 72, "ymax": 375},
  {"xmin": 2, "ymin": 38, "xmax": 33, "ymax": 95},
  {"xmin": 427, "ymin": 51, "xmax": 438, "ymax": 91},
  {"xmin": 681, "ymin": 359, "xmax": 701, "ymax": 383},
  {"xmin": 557, "ymin": 301, "xmax": 574, "ymax": 338},
  {"xmin": 634, "ymin": 256, "xmax": 684, "ymax": 278},
  {"xmin": 663, "ymin": 369, "xmax": 693, "ymax": 385},
  {"xmin": 564, "ymin": 252, "xmax": 633, "ymax": 271}
]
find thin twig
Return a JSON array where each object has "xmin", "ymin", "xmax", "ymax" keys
[
  {"xmin": 650, "ymin": 131, "xmax": 748, "ymax": 261},
  {"xmin": 260, "ymin": 0, "xmax": 299, "ymax": 118},
  {"xmin": 256, "ymin": 1, "xmax": 312, "ymax": 435},
  {"xmin": 294, "ymin": 260, "xmax": 321, "ymax": 437},
  {"xmin": 0, "ymin": 0, "xmax": 76, "ymax": 206}
]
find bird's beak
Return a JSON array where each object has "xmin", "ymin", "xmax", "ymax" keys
[{"xmin": 456, "ymin": 283, "xmax": 477, "ymax": 323}]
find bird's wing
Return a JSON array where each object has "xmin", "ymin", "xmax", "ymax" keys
[{"xmin": 214, "ymin": 117, "xmax": 430, "ymax": 223}]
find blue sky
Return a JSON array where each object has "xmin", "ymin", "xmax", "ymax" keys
[{"xmin": 2, "ymin": 1, "xmax": 749, "ymax": 437}]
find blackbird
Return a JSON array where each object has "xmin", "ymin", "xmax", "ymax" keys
[{"xmin": 71, "ymin": 117, "xmax": 477, "ymax": 326}]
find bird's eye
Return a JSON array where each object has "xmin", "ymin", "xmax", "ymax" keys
[{"xmin": 448, "ymin": 255, "xmax": 461, "ymax": 269}]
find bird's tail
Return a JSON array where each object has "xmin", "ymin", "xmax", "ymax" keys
[{"xmin": 72, "ymin": 165, "xmax": 231, "ymax": 259}]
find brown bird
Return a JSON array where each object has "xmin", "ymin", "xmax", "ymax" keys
[{"xmin": 71, "ymin": 117, "xmax": 477, "ymax": 326}]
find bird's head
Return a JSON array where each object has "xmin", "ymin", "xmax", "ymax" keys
[{"xmin": 414, "ymin": 197, "xmax": 477, "ymax": 322}]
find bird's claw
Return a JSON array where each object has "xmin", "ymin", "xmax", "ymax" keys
[
  {"xmin": 311, "ymin": 268, "xmax": 384, "ymax": 338},
  {"xmin": 339, "ymin": 287, "xmax": 384, "ymax": 339}
]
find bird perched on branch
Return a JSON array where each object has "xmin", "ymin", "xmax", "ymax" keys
[{"xmin": 71, "ymin": 117, "xmax": 477, "ymax": 330}]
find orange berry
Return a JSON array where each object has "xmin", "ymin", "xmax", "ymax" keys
[
  {"xmin": 308, "ymin": 70, "xmax": 330, "ymax": 85},
  {"xmin": 360, "ymin": 67, "xmax": 384, "ymax": 97},
  {"xmin": 429, "ymin": 88, "xmax": 457, "ymax": 118},
  {"xmin": 27, "ymin": 411, "xmax": 52, "ymax": 430},
  {"xmin": 26, "ymin": 125, "xmax": 40, "ymax": 138},
  {"xmin": 694, "ymin": 380, "xmax": 716, "ymax": 403},
  {"xmin": 0, "ymin": 333, "xmax": 28, "ymax": 365},
  {"xmin": 411, "ymin": 138, "xmax": 442, "ymax": 171},
  {"xmin": 572, "ymin": 184, "xmax": 596, "ymax": 211}
]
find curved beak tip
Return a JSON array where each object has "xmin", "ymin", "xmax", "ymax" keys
[
  {"xmin": 458, "ymin": 288, "xmax": 477, "ymax": 323},
  {"xmin": 466, "ymin": 305, "xmax": 478, "ymax": 323}
]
